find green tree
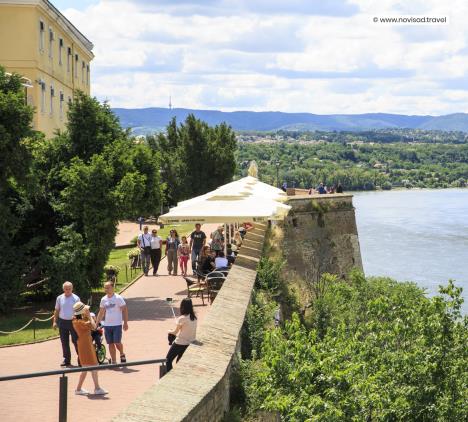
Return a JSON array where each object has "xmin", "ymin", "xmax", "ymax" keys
[
  {"xmin": 0, "ymin": 68, "xmax": 36, "ymax": 311},
  {"xmin": 149, "ymin": 114, "xmax": 237, "ymax": 205},
  {"xmin": 21, "ymin": 92, "xmax": 163, "ymax": 299}
]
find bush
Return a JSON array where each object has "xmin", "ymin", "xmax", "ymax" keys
[
  {"xmin": 242, "ymin": 273, "xmax": 468, "ymax": 421},
  {"xmin": 256, "ymin": 257, "xmax": 284, "ymax": 294}
]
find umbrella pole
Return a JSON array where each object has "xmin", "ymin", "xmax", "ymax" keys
[{"xmin": 224, "ymin": 223, "xmax": 227, "ymax": 256}]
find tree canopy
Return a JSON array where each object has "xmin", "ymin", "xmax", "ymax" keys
[
  {"xmin": 242, "ymin": 268, "xmax": 468, "ymax": 421},
  {"xmin": 148, "ymin": 114, "xmax": 237, "ymax": 205}
]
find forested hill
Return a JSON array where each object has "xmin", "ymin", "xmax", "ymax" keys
[{"xmin": 112, "ymin": 107, "xmax": 468, "ymax": 134}]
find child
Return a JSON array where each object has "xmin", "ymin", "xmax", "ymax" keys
[{"xmin": 178, "ymin": 236, "xmax": 190, "ymax": 276}]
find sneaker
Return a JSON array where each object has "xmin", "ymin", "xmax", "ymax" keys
[
  {"xmin": 120, "ymin": 354, "xmax": 127, "ymax": 363},
  {"xmin": 93, "ymin": 388, "xmax": 108, "ymax": 395},
  {"xmin": 75, "ymin": 389, "xmax": 89, "ymax": 396},
  {"xmin": 60, "ymin": 360, "xmax": 69, "ymax": 367}
]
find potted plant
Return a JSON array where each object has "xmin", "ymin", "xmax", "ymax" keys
[
  {"xmin": 128, "ymin": 248, "xmax": 141, "ymax": 268},
  {"xmin": 104, "ymin": 264, "xmax": 120, "ymax": 277},
  {"xmin": 127, "ymin": 248, "xmax": 140, "ymax": 259}
]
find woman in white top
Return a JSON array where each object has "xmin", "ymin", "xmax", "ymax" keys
[
  {"xmin": 150, "ymin": 229, "xmax": 162, "ymax": 276},
  {"xmin": 166, "ymin": 298, "xmax": 197, "ymax": 371}
]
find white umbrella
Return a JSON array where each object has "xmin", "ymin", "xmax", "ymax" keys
[{"xmin": 159, "ymin": 196, "xmax": 290, "ymax": 224}]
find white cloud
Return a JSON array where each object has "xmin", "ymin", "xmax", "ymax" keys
[{"xmin": 58, "ymin": 0, "xmax": 468, "ymax": 115}]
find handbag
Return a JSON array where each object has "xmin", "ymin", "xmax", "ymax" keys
[{"xmin": 168, "ymin": 333, "xmax": 176, "ymax": 345}]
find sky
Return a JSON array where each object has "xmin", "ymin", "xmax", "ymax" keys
[{"xmin": 52, "ymin": 0, "xmax": 468, "ymax": 115}]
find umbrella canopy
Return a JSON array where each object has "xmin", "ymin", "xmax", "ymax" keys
[{"xmin": 159, "ymin": 175, "xmax": 290, "ymax": 224}]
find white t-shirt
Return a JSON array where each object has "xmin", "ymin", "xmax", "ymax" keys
[
  {"xmin": 215, "ymin": 257, "xmax": 229, "ymax": 268},
  {"xmin": 100, "ymin": 293, "xmax": 126, "ymax": 326},
  {"xmin": 150, "ymin": 236, "xmax": 162, "ymax": 249},
  {"xmin": 175, "ymin": 315, "xmax": 197, "ymax": 345},
  {"xmin": 138, "ymin": 233, "xmax": 152, "ymax": 248},
  {"xmin": 55, "ymin": 293, "xmax": 80, "ymax": 320}
]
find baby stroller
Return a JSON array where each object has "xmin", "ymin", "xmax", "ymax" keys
[{"xmin": 91, "ymin": 324, "xmax": 108, "ymax": 364}]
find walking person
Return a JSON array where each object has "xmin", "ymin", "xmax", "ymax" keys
[
  {"xmin": 178, "ymin": 236, "xmax": 190, "ymax": 276},
  {"xmin": 150, "ymin": 229, "xmax": 162, "ymax": 276},
  {"xmin": 165, "ymin": 229, "xmax": 180, "ymax": 276},
  {"xmin": 53, "ymin": 281, "xmax": 80, "ymax": 367},
  {"xmin": 72, "ymin": 302, "xmax": 108, "ymax": 396},
  {"xmin": 137, "ymin": 225, "xmax": 152, "ymax": 276},
  {"xmin": 96, "ymin": 282, "xmax": 129, "ymax": 364},
  {"xmin": 166, "ymin": 298, "xmax": 197, "ymax": 372},
  {"xmin": 189, "ymin": 223, "xmax": 206, "ymax": 273}
]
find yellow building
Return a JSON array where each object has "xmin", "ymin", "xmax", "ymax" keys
[{"xmin": 0, "ymin": 0, "xmax": 94, "ymax": 138}]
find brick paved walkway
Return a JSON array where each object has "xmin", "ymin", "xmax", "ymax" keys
[{"xmin": 0, "ymin": 224, "xmax": 218, "ymax": 422}]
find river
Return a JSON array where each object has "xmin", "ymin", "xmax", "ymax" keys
[{"xmin": 353, "ymin": 189, "xmax": 468, "ymax": 313}]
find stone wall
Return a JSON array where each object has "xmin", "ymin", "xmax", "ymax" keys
[
  {"xmin": 113, "ymin": 224, "xmax": 267, "ymax": 422},
  {"xmin": 284, "ymin": 194, "xmax": 363, "ymax": 283}
]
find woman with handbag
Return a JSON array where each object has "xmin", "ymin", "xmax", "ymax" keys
[
  {"xmin": 166, "ymin": 298, "xmax": 197, "ymax": 372},
  {"xmin": 165, "ymin": 229, "xmax": 180, "ymax": 276}
]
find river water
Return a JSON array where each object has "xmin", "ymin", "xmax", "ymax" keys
[{"xmin": 353, "ymin": 189, "xmax": 468, "ymax": 312}]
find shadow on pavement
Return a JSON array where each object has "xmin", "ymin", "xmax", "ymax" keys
[{"xmin": 126, "ymin": 297, "xmax": 180, "ymax": 321}]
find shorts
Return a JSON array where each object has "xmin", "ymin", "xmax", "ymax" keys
[{"xmin": 104, "ymin": 325, "xmax": 122, "ymax": 344}]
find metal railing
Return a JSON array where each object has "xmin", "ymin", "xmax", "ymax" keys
[{"xmin": 0, "ymin": 358, "xmax": 167, "ymax": 422}]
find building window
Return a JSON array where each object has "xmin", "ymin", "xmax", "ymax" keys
[
  {"xmin": 39, "ymin": 21, "xmax": 45, "ymax": 51},
  {"xmin": 67, "ymin": 47, "xmax": 71, "ymax": 72},
  {"xmin": 49, "ymin": 28, "xmax": 54, "ymax": 59},
  {"xmin": 74, "ymin": 54, "xmax": 78, "ymax": 78},
  {"xmin": 86, "ymin": 64, "xmax": 90, "ymax": 85},
  {"xmin": 59, "ymin": 91, "xmax": 64, "ymax": 119},
  {"xmin": 59, "ymin": 38, "xmax": 63, "ymax": 65},
  {"xmin": 81, "ymin": 61, "xmax": 85, "ymax": 83},
  {"xmin": 50, "ymin": 86, "xmax": 55, "ymax": 115},
  {"xmin": 40, "ymin": 81, "xmax": 46, "ymax": 112}
]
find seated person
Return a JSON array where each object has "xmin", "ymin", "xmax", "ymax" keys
[
  {"xmin": 199, "ymin": 248, "xmax": 215, "ymax": 274},
  {"xmin": 232, "ymin": 232, "xmax": 243, "ymax": 248},
  {"xmin": 215, "ymin": 251, "xmax": 229, "ymax": 269},
  {"xmin": 238, "ymin": 226, "xmax": 246, "ymax": 239}
]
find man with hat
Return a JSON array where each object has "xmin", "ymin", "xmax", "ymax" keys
[{"xmin": 53, "ymin": 281, "xmax": 80, "ymax": 367}]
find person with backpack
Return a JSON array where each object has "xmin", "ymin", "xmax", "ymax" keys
[{"xmin": 137, "ymin": 226, "xmax": 152, "ymax": 276}]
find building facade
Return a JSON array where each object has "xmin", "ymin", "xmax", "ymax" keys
[{"xmin": 0, "ymin": 0, "xmax": 94, "ymax": 138}]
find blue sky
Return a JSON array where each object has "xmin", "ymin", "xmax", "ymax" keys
[{"xmin": 53, "ymin": 0, "xmax": 467, "ymax": 115}]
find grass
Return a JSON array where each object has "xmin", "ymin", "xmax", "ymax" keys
[{"xmin": 0, "ymin": 309, "xmax": 57, "ymax": 346}]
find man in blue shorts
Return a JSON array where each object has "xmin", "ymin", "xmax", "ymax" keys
[{"xmin": 96, "ymin": 282, "xmax": 129, "ymax": 364}]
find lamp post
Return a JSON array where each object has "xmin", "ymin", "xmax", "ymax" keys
[
  {"xmin": 159, "ymin": 168, "xmax": 165, "ymax": 225},
  {"xmin": 275, "ymin": 160, "xmax": 280, "ymax": 188}
]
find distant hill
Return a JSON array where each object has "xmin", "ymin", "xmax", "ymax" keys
[{"xmin": 111, "ymin": 107, "xmax": 468, "ymax": 134}]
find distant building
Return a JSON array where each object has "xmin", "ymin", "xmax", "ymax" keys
[{"xmin": 0, "ymin": 0, "xmax": 94, "ymax": 138}]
